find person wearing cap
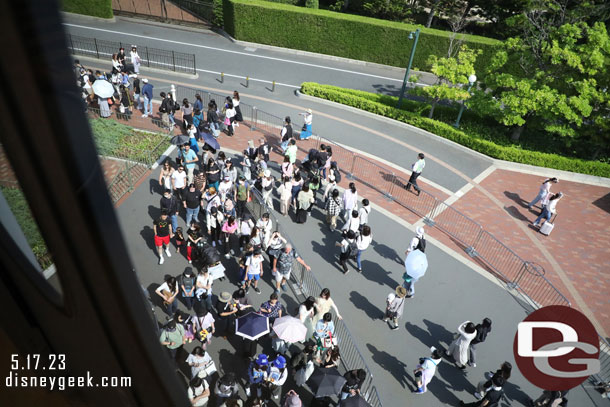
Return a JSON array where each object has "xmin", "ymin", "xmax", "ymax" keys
[
  {"xmin": 260, "ymin": 170, "xmax": 275, "ymax": 208},
  {"xmin": 159, "ymin": 319, "xmax": 186, "ymax": 361},
  {"xmin": 141, "ymin": 78, "xmax": 153, "ymax": 117},
  {"xmin": 266, "ymin": 355, "xmax": 288, "ymax": 401},
  {"xmin": 299, "ymin": 108, "xmax": 313, "ymax": 140},
  {"xmin": 283, "ymin": 390, "xmax": 302, "ymax": 407},
  {"xmin": 245, "ymin": 249, "xmax": 264, "ymax": 294},
  {"xmin": 532, "ymin": 191, "xmax": 563, "ymax": 228},
  {"xmin": 383, "ymin": 286, "xmax": 407, "ymax": 330},
  {"xmin": 413, "ymin": 347, "xmax": 443, "ymax": 394},
  {"xmin": 280, "ymin": 116, "xmax": 293, "ymax": 152},
  {"xmin": 246, "ymin": 354, "xmax": 269, "ymax": 398},
  {"xmin": 406, "ymin": 226, "xmax": 426, "ymax": 255},
  {"xmin": 215, "ymin": 291, "xmax": 240, "ymax": 337}
]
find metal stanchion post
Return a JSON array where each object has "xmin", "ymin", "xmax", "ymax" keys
[
  {"xmin": 221, "ymin": 72, "xmax": 224, "ymax": 83},
  {"xmin": 272, "ymin": 81, "xmax": 275, "ymax": 92},
  {"xmin": 246, "ymin": 76, "xmax": 249, "ymax": 88},
  {"xmin": 252, "ymin": 107, "xmax": 257, "ymax": 131}
]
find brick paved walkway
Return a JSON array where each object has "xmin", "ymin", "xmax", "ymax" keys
[{"xmin": 112, "ymin": 0, "xmax": 209, "ymax": 25}]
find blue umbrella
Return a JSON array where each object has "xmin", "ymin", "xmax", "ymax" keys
[
  {"xmin": 199, "ymin": 130, "xmax": 220, "ymax": 151},
  {"xmin": 235, "ymin": 312, "xmax": 270, "ymax": 341},
  {"xmin": 404, "ymin": 249, "xmax": 428, "ymax": 281}
]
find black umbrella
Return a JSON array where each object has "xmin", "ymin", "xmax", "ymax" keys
[
  {"xmin": 307, "ymin": 367, "xmax": 347, "ymax": 398},
  {"xmin": 170, "ymin": 134, "xmax": 189, "ymax": 145},
  {"xmin": 340, "ymin": 394, "xmax": 372, "ymax": 407},
  {"xmin": 200, "ymin": 130, "xmax": 220, "ymax": 151}
]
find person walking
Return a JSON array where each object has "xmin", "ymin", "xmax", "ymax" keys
[
  {"xmin": 325, "ymin": 189, "xmax": 342, "ymax": 231},
  {"xmin": 336, "ymin": 230, "xmax": 357, "ymax": 274},
  {"xmin": 460, "ymin": 376, "xmax": 505, "ymax": 407},
  {"xmin": 132, "ymin": 74, "xmax": 142, "ymax": 111},
  {"xmin": 314, "ymin": 288, "xmax": 342, "ymax": 321},
  {"xmin": 172, "ymin": 165, "xmax": 188, "ymax": 203},
  {"xmin": 224, "ymin": 102, "xmax": 237, "ymax": 136},
  {"xmin": 533, "ymin": 192, "xmax": 563, "ymax": 228},
  {"xmin": 141, "ymin": 78, "xmax": 153, "ymax": 117},
  {"xmin": 358, "ymin": 198, "xmax": 371, "ymax": 230},
  {"xmin": 159, "ymin": 319, "xmax": 185, "ymax": 362},
  {"xmin": 181, "ymin": 98, "xmax": 194, "ymax": 131},
  {"xmin": 296, "ymin": 185, "xmax": 314, "ymax": 224},
  {"xmin": 446, "ymin": 321, "xmax": 477, "ymax": 369},
  {"xmin": 342, "ymin": 183, "xmax": 358, "ymax": 221},
  {"xmin": 156, "ymin": 275, "xmax": 179, "ymax": 315},
  {"xmin": 245, "ymin": 249, "xmax": 264, "ymax": 294},
  {"xmin": 405, "ymin": 153, "xmax": 425, "ymax": 196},
  {"xmin": 298, "ymin": 296, "xmax": 316, "ymax": 340},
  {"xmin": 234, "ymin": 176, "xmax": 250, "ymax": 219},
  {"xmin": 280, "ymin": 117, "xmax": 293, "ymax": 152},
  {"xmin": 160, "ymin": 188, "xmax": 180, "ymax": 233},
  {"xmin": 413, "ymin": 346, "xmax": 442, "ymax": 394},
  {"xmin": 221, "ymin": 215, "xmax": 239, "ymax": 259},
  {"xmin": 528, "ymin": 177, "xmax": 558, "ymax": 210},
  {"xmin": 153, "ymin": 211, "xmax": 174, "ymax": 265},
  {"xmin": 355, "ymin": 225, "xmax": 372, "ymax": 273},
  {"xmin": 261, "ymin": 170, "xmax": 275, "ymax": 209},
  {"xmin": 299, "ymin": 109, "xmax": 313, "ymax": 140},
  {"xmin": 469, "ymin": 318, "xmax": 492, "ymax": 367},
  {"xmin": 286, "ymin": 139, "xmax": 298, "ymax": 165},
  {"xmin": 383, "ymin": 286, "xmax": 407, "ymax": 330},
  {"xmin": 406, "ymin": 226, "xmax": 426, "ymax": 255},
  {"xmin": 475, "ymin": 361, "xmax": 511, "ymax": 400},
  {"xmin": 256, "ymin": 213, "xmax": 273, "ymax": 250},
  {"xmin": 277, "ymin": 177, "xmax": 293, "ymax": 216},
  {"xmin": 342, "ymin": 210, "xmax": 360, "ymax": 234},
  {"xmin": 272, "ymin": 243, "xmax": 310, "ymax": 294},
  {"xmin": 184, "ymin": 183, "xmax": 202, "ymax": 227}
]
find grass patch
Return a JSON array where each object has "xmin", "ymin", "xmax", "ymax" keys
[
  {"xmin": 1, "ymin": 187, "xmax": 53, "ymax": 270},
  {"xmin": 90, "ymin": 119, "xmax": 171, "ymax": 166},
  {"xmin": 300, "ymin": 82, "xmax": 610, "ymax": 178},
  {"xmin": 62, "ymin": 0, "xmax": 113, "ymax": 19}
]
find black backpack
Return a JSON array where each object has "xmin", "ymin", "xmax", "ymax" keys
[
  {"xmin": 415, "ymin": 237, "xmax": 426, "ymax": 253},
  {"xmin": 331, "ymin": 161, "xmax": 341, "ymax": 183}
]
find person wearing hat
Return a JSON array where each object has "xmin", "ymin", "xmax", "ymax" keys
[
  {"xmin": 299, "ymin": 108, "xmax": 313, "ymax": 140},
  {"xmin": 280, "ymin": 116, "xmax": 293, "ymax": 152},
  {"xmin": 260, "ymin": 169, "xmax": 275, "ymax": 208},
  {"xmin": 218, "ymin": 174, "xmax": 234, "ymax": 203},
  {"xmin": 246, "ymin": 354, "xmax": 269, "ymax": 398},
  {"xmin": 383, "ymin": 286, "xmax": 407, "ymax": 330},
  {"xmin": 283, "ymin": 390, "xmax": 302, "ymax": 407},
  {"xmin": 130, "ymin": 45, "xmax": 141, "ymax": 74},
  {"xmin": 266, "ymin": 355, "xmax": 288, "ymax": 402},
  {"xmin": 159, "ymin": 319, "xmax": 186, "ymax": 362},
  {"xmin": 256, "ymin": 212, "xmax": 273, "ymax": 250},
  {"xmin": 406, "ymin": 226, "xmax": 426, "ymax": 255},
  {"xmin": 215, "ymin": 291, "xmax": 244, "ymax": 337},
  {"xmin": 413, "ymin": 346, "xmax": 443, "ymax": 394}
]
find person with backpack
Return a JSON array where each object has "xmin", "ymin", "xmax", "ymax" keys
[
  {"xmin": 336, "ymin": 230, "xmax": 357, "ymax": 274},
  {"xmin": 406, "ymin": 226, "xmax": 426, "ymax": 255},
  {"xmin": 159, "ymin": 92, "xmax": 172, "ymax": 130},
  {"xmin": 383, "ymin": 286, "xmax": 407, "ymax": 330},
  {"xmin": 413, "ymin": 347, "xmax": 443, "ymax": 394},
  {"xmin": 329, "ymin": 161, "xmax": 341, "ymax": 184},
  {"xmin": 469, "ymin": 318, "xmax": 492, "ymax": 367},
  {"xmin": 475, "ymin": 361, "xmax": 511, "ymax": 400},
  {"xmin": 180, "ymin": 267, "xmax": 197, "ymax": 310},
  {"xmin": 234, "ymin": 175, "xmax": 250, "ymax": 218},
  {"xmin": 215, "ymin": 372, "xmax": 239, "ymax": 406},
  {"xmin": 325, "ymin": 189, "xmax": 342, "ymax": 231},
  {"xmin": 460, "ymin": 376, "xmax": 505, "ymax": 407},
  {"xmin": 280, "ymin": 116, "xmax": 293, "ymax": 152},
  {"xmin": 187, "ymin": 375, "xmax": 210, "ymax": 407}
]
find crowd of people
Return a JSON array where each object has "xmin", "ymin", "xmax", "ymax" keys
[{"xmin": 75, "ymin": 49, "xmax": 575, "ymax": 407}]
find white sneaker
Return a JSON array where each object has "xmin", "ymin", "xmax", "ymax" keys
[
  {"xmin": 225, "ymin": 253, "xmax": 231, "ymax": 259},
  {"xmin": 188, "ymin": 260, "xmax": 192, "ymax": 264},
  {"xmin": 474, "ymin": 392, "xmax": 482, "ymax": 400},
  {"xmin": 159, "ymin": 256, "xmax": 164, "ymax": 265},
  {"xmin": 165, "ymin": 247, "xmax": 172, "ymax": 257},
  {"xmin": 141, "ymin": 114, "xmax": 148, "ymax": 118},
  {"xmin": 245, "ymin": 387, "xmax": 251, "ymax": 397}
]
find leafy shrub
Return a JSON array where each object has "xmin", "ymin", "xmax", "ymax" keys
[
  {"xmin": 305, "ymin": 0, "xmax": 319, "ymax": 8},
  {"xmin": 62, "ymin": 0, "xmax": 113, "ymax": 19},
  {"xmin": 222, "ymin": 0, "xmax": 505, "ymax": 75},
  {"xmin": 300, "ymin": 82, "xmax": 610, "ymax": 177}
]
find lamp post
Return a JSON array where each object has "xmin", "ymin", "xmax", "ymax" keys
[
  {"xmin": 397, "ymin": 28, "xmax": 421, "ymax": 109},
  {"xmin": 454, "ymin": 73, "xmax": 477, "ymax": 129}
]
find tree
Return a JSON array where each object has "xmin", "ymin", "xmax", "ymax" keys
[
  {"xmin": 471, "ymin": 18, "xmax": 610, "ymax": 148},
  {"xmin": 413, "ymin": 45, "xmax": 480, "ymax": 118}
]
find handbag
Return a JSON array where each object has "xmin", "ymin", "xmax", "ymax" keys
[
  {"xmin": 224, "ymin": 116, "xmax": 231, "ymax": 126},
  {"xmin": 197, "ymin": 360, "xmax": 217, "ymax": 378},
  {"xmin": 119, "ymin": 104, "xmax": 125, "ymax": 113},
  {"xmin": 322, "ymin": 332, "xmax": 337, "ymax": 349}
]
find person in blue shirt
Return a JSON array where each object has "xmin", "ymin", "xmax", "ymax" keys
[
  {"xmin": 246, "ymin": 354, "xmax": 268, "ymax": 398},
  {"xmin": 141, "ymin": 78, "xmax": 154, "ymax": 118},
  {"xmin": 180, "ymin": 143, "xmax": 199, "ymax": 185}
]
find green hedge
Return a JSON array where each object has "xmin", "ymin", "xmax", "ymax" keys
[
  {"xmin": 223, "ymin": 0, "xmax": 502, "ymax": 74},
  {"xmin": 300, "ymin": 82, "xmax": 610, "ymax": 178},
  {"xmin": 62, "ymin": 0, "xmax": 113, "ymax": 19}
]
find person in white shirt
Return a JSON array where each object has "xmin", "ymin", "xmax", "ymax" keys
[
  {"xmin": 533, "ymin": 192, "xmax": 563, "ymax": 227},
  {"xmin": 224, "ymin": 102, "xmax": 237, "ymax": 136},
  {"xmin": 217, "ymin": 176, "xmax": 234, "ymax": 203},
  {"xmin": 245, "ymin": 249, "xmax": 264, "ymax": 294},
  {"xmin": 130, "ymin": 46, "xmax": 141, "ymax": 74},
  {"xmin": 186, "ymin": 346, "xmax": 213, "ymax": 378},
  {"xmin": 256, "ymin": 213, "xmax": 273, "ymax": 250},
  {"xmin": 355, "ymin": 225, "xmax": 373, "ymax": 273},
  {"xmin": 299, "ymin": 108, "xmax": 313, "ymax": 140},
  {"xmin": 187, "ymin": 376, "xmax": 210, "ymax": 406},
  {"xmin": 342, "ymin": 182, "xmax": 358, "ymax": 221},
  {"xmin": 528, "ymin": 177, "xmax": 558, "ymax": 211},
  {"xmin": 342, "ymin": 210, "xmax": 360, "ymax": 234},
  {"xmin": 358, "ymin": 198, "xmax": 371, "ymax": 229},
  {"xmin": 261, "ymin": 170, "xmax": 275, "ymax": 208},
  {"xmin": 406, "ymin": 153, "xmax": 425, "ymax": 196},
  {"xmin": 406, "ymin": 226, "xmax": 425, "ymax": 254},
  {"xmin": 171, "ymin": 165, "xmax": 188, "ymax": 202}
]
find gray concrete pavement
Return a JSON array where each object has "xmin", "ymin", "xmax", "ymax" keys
[{"xmin": 115, "ymin": 154, "xmax": 600, "ymax": 407}]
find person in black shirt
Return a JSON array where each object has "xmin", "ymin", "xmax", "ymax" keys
[
  {"xmin": 469, "ymin": 318, "xmax": 492, "ymax": 367},
  {"xmin": 160, "ymin": 189, "xmax": 180, "ymax": 233},
  {"xmin": 257, "ymin": 138, "xmax": 270, "ymax": 163},
  {"xmin": 183, "ymin": 184, "xmax": 202, "ymax": 227},
  {"xmin": 186, "ymin": 223, "xmax": 202, "ymax": 264},
  {"xmin": 340, "ymin": 369, "xmax": 366, "ymax": 400},
  {"xmin": 154, "ymin": 212, "xmax": 174, "ymax": 265},
  {"xmin": 461, "ymin": 376, "xmax": 504, "ymax": 407}
]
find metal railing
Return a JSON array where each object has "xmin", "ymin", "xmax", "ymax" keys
[
  {"xmin": 246, "ymin": 188, "xmax": 383, "ymax": 407},
  {"xmin": 174, "ymin": 84, "xmax": 609, "ymax": 387},
  {"xmin": 67, "ymin": 34, "xmax": 196, "ymax": 74},
  {"xmin": 107, "ymin": 160, "xmax": 150, "ymax": 204}
]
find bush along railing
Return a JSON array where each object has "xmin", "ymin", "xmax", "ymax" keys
[
  {"xmin": 67, "ymin": 34, "xmax": 196, "ymax": 75},
  {"xmin": 299, "ymin": 82, "xmax": 610, "ymax": 178},
  {"xmin": 246, "ymin": 188, "xmax": 383, "ymax": 407}
]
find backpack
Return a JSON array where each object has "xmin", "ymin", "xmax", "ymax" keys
[
  {"xmin": 331, "ymin": 162, "xmax": 341, "ymax": 183},
  {"xmin": 415, "ymin": 237, "xmax": 426, "ymax": 253},
  {"xmin": 181, "ymin": 274, "xmax": 195, "ymax": 291},
  {"xmin": 237, "ymin": 184, "xmax": 248, "ymax": 201},
  {"xmin": 347, "ymin": 239, "xmax": 358, "ymax": 257}
]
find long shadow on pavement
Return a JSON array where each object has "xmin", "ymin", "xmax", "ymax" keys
[
  {"xmin": 366, "ymin": 343, "xmax": 411, "ymax": 389},
  {"xmin": 349, "ymin": 291, "xmax": 383, "ymax": 321},
  {"xmin": 140, "ymin": 225, "xmax": 157, "ymax": 253},
  {"xmin": 359, "ymin": 259, "xmax": 398, "ymax": 289}
]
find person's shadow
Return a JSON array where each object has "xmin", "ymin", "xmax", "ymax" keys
[
  {"xmin": 141, "ymin": 226, "xmax": 157, "ymax": 253},
  {"xmin": 371, "ymin": 241, "xmax": 403, "ymax": 265},
  {"xmin": 148, "ymin": 204, "xmax": 161, "ymax": 221},
  {"xmin": 349, "ymin": 291, "xmax": 382, "ymax": 321},
  {"xmin": 359, "ymin": 260, "xmax": 398, "ymax": 289},
  {"xmin": 149, "ymin": 178, "xmax": 163, "ymax": 196},
  {"xmin": 366, "ymin": 343, "xmax": 411, "ymax": 389},
  {"xmin": 405, "ymin": 319, "xmax": 454, "ymax": 351},
  {"xmin": 504, "ymin": 191, "xmax": 529, "ymax": 208}
]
